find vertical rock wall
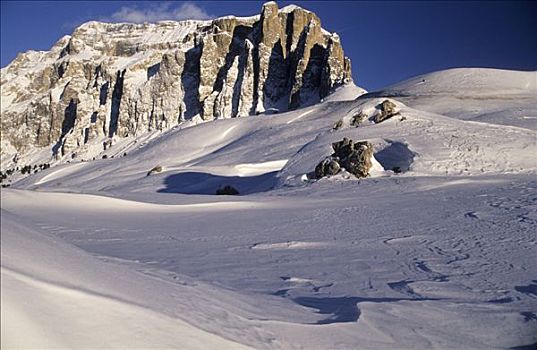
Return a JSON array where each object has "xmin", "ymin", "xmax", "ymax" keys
[{"xmin": 0, "ymin": 2, "xmax": 352, "ymax": 163}]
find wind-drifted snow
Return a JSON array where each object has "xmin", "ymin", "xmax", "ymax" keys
[
  {"xmin": 371, "ymin": 68, "xmax": 537, "ymax": 130},
  {"xmin": 2, "ymin": 69, "xmax": 537, "ymax": 349}
]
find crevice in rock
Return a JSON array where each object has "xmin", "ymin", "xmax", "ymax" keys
[
  {"xmin": 51, "ymin": 98, "xmax": 78, "ymax": 157},
  {"xmin": 213, "ymin": 26, "xmax": 249, "ymax": 93},
  {"xmin": 250, "ymin": 22, "xmax": 261, "ymax": 115},
  {"xmin": 59, "ymin": 44, "xmax": 69, "ymax": 59},
  {"xmin": 319, "ymin": 43, "xmax": 333, "ymax": 98},
  {"xmin": 56, "ymin": 61, "xmax": 68, "ymax": 79},
  {"xmin": 59, "ymin": 81, "xmax": 70, "ymax": 101},
  {"xmin": 83, "ymin": 127, "xmax": 90, "ymax": 144},
  {"xmin": 288, "ymin": 27, "xmax": 309, "ymax": 108},
  {"xmin": 61, "ymin": 98, "xmax": 77, "ymax": 137},
  {"xmin": 92, "ymin": 65, "xmax": 102, "ymax": 88},
  {"xmin": 181, "ymin": 43, "xmax": 202, "ymax": 119},
  {"xmin": 211, "ymin": 25, "xmax": 252, "ymax": 118},
  {"xmin": 149, "ymin": 100, "xmax": 155, "ymax": 130},
  {"xmin": 263, "ymin": 39, "xmax": 289, "ymax": 111},
  {"xmin": 108, "ymin": 69, "xmax": 125, "ymax": 137},
  {"xmin": 99, "ymin": 82, "xmax": 109, "ymax": 105},
  {"xmin": 231, "ymin": 44, "xmax": 248, "ymax": 117},
  {"xmin": 147, "ymin": 63, "xmax": 160, "ymax": 80},
  {"xmin": 285, "ymin": 12, "xmax": 294, "ymax": 55},
  {"xmin": 293, "ymin": 43, "xmax": 326, "ymax": 108}
]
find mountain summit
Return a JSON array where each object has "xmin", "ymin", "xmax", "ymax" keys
[{"xmin": 0, "ymin": 2, "xmax": 351, "ymax": 165}]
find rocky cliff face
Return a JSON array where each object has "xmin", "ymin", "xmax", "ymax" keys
[{"xmin": 0, "ymin": 2, "xmax": 351, "ymax": 166}]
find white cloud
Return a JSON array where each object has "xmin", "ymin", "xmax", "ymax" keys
[{"xmin": 107, "ymin": 2, "xmax": 212, "ymax": 23}]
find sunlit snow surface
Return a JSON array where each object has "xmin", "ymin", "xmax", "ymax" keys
[{"xmin": 2, "ymin": 68, "xmax": 536, "ymax": 349}]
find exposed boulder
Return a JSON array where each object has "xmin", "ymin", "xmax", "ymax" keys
[
  {"xmin": 315, "ymin": 157, "xmax": 341, "ymax": 178},
  {"xmin": 350, "ymin": 112, "xmax": 367, "ymax": 126},
  {"xmin": 333, "ymin": 111, "xmax": 367, "ymax": 131},
  {"xmin": 315, "ymin": 138, "xmax": 374, "ymax": 179},
  {"xmin": 216, "ymin": 185, "xmax": 240, "ymax": 195},
  {"xmin": 340, "ymin": 141, "xmax": 374, "ymax": 178},
  {"xmin": 332, "ymin": 119, "xmax": 344, "ymax": 130},
  {"xmin": 374, "ymin": 99, "xmax": 399, "ymax": 123},
  {"xmin": 147, "ymin": 165, "xmax": 163, "ymax": 176}
]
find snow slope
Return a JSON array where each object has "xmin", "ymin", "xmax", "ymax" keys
[
  {"xmin": 368, "ymin": 68, "xmax": 537, "ymax": 130},
  {"xmin": 1, "ymin": 211, "xmax": 252, "ymax": 349},
  {"xmin": 2, "ymin": 69, "xmax": 537, "ymax": 349}
]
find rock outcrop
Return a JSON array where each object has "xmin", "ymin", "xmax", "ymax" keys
[
  {"xmin": 374, "ymin": 100, "xmax": 399, "ymax": 123},
  {"xmin": 0, "ymin": 2, "xmax": 352, "ymax": 167},
  {"xmin": 315, "ymin": 138, "xmax": 374, "ymax": 179},
  {"xmin": 215, "ymin": 185, "xmax": 240, "ymax": 195},
  {"xmin": 315, "ymin": 157, "xmax": 341, "ymax": 178}
]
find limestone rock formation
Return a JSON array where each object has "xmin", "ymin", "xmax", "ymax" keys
[
  {"xmin": 0, "ymin": 2, "xmax": 352, "ymax": 168},
  {"xmin": 315, "ymin": 157, "xmax": 341, "ymax": 178},
  {"xmin": 315, "ymin": 138, "xmax": 374, "ymax": 179},
  {"xmin": 374, "ymin": 100, "xmax": 399, "ymax": 123}
]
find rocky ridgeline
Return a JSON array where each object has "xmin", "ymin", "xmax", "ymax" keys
[{"xmin": 0, "ymin": 2, "xmax": 351, "ymax": 166}]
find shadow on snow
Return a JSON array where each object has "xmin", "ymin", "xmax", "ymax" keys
[
  {"xmin": 292, "ymin": 295, "xmax": 440, "ymax": 325},
  {"xmin": 157, "ymin": 171, "xmax": 279, "ymax": 195}
]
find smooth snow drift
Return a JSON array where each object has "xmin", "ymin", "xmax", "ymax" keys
[{"xmin": 369, "ymin": 68, "xmax": 537, "ymax": 130}]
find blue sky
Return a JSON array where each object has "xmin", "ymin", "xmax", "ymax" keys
[{"xmin": 1, "ymin": 1, "xmax": 536, "ymax": 90}]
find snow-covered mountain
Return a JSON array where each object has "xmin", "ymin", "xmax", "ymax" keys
[
  {"xmin": 1, "ymin": 1, "xmax": 351, "ymax": 169},
  {"xmin": 8, "ymin": 68, "xmax": 534, "ymax": 193},
  {"xmin": 1, "ymin": 1, "xmax": 537, "ymax": 348},
  {"xmin": 2, "ymin": 67, "xmax": 536, "ymax": 349}
]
